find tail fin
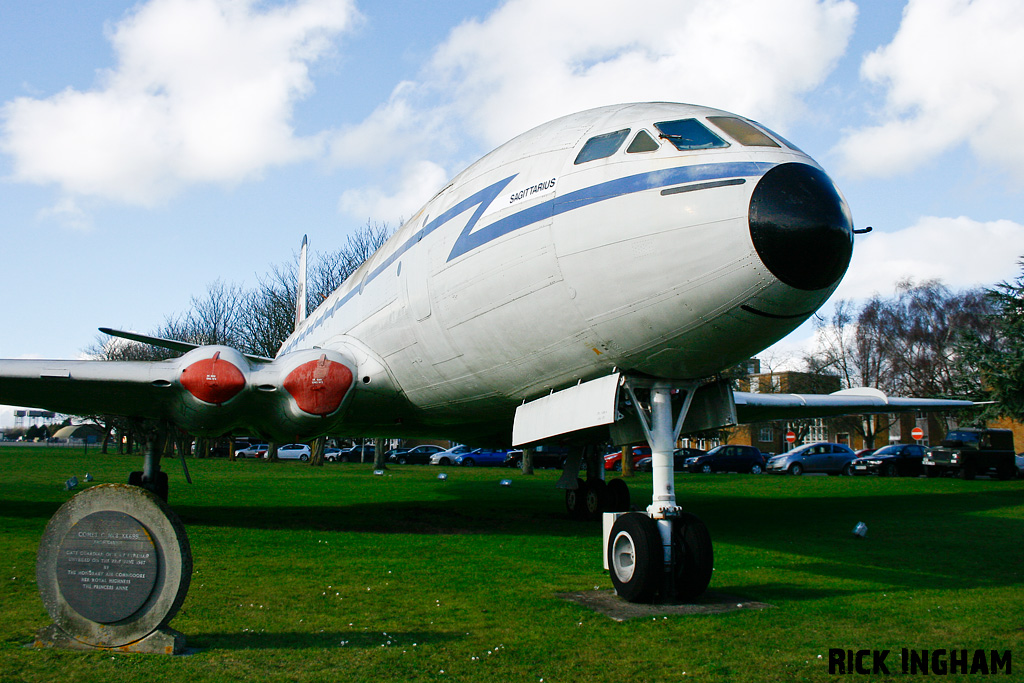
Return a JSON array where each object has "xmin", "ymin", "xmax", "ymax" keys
[{"xmin": 295, "ymin": 234, "xmax": 308, "ymax": 330}]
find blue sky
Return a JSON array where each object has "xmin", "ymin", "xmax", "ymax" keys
[{"xmin": 3, "ymin": 0, "xmax": 1024, "ymax": 426}]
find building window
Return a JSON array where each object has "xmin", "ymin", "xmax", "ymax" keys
[{"xmin": 758, "ymin": 426, "xmax": 774, "ymax": 443}]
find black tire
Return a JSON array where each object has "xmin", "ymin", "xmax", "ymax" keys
[
  {"xmin": 607, "ymin": 512, "xmax": 662, "ymax": 603},
  {"xmin": 398, "ymin": 456, "xmax": 407, "ymax": 465},
  {"xmin": 128, "ymin": 470, "xmax": 169, "ymax": 502},
  {"xmin": 749, "ymin": 463, "xmax": 763, "ymax": 475},
  {"xmin": 606, "ymin": 478, "xmax": 631, "ymax": 512},
  {"xmin": 958, "ymin": 466, "xmax": 976, "ymax": 480},
  {"xmin": 462, "ymin": 458, "xmax": 475, "ymax": 467},
  {"xmin": 995, "ymin": 463, "xmax": 1016, "ymax": 480},
  {"xmin": 672, "ymin": 512, "xmax": 714, "ymax": 602},
  {"xmin": 883, "ymin": 463, "xmax": 898, "ymax": 477},
  {"xmin": 584, "ymin": 480, "xmax": 607, "ymax": 519},
  {"xmin": 340, "ymin": 455, "xmax": 350, "ymax": 463},
  {"xmin": 925, "ymin": 466, "xmax": 941, "ymax": 478},
  {"xmin": 613, "ymin": 462, "xmax": 622, "ymax": 472},
  {"xmin": 565, "ymin": 479, "xmax": 588, "ymax": 518},
  {"xmin": 440, "ymin": 457, "xmax": 451, "ymax": 466},
  {"xmin": 841, "ymin": 462, "xmax": 853, "ymax": 476},
  {"xmin": 300, "ymin": 454, "xmax": 309, "ymax": 461},
  {"xmin": 701, "ymin": 464, "xmax": 712, "ymax": 474},
  {"xmin": 789, "ymin": 463, "xmax": 803, "ymax": 476}
]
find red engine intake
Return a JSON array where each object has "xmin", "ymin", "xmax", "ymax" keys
[
  {"xmin": 180, "ymin": 351, "xmax": 246, "ymax": 405},
  {"xmin": 282, "ymin": 353, "xmax": 353, "ymax": 416}
]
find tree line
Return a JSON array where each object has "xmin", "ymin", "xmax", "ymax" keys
[{"xmin": 798, "ymin": 268, "xmax": 1024, "ymax": 445}]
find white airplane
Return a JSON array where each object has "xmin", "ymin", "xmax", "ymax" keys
[{"xmin": 0, "ymin": 102, "xmax": 972, "ymax": 603}]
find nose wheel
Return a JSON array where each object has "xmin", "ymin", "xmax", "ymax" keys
[{"xmin": 607, "ymin": 511, "xmax": 713, "ymax": 603}]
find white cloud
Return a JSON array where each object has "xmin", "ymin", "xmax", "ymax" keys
[
  {"xmin": 331, "ymin": 0, "xmax": 856, "ymax": 223},
  {"xmin": 832, "ymin": 215, "xmax": 1024, "ymax": 301},
  {"xmin": 424, "ymin": 0, "xmax": 857, "ymax": 147},
  {"xmin": 836, "ymin": 0, "xmax": 1024, "ymax": 180},
  {"xmin": 0, "ymin": 0, "xmax": 358, "ymax": 206},
  {"xmin": 337, "ymin": 159, "xmax": 449, "ymax": 225}
]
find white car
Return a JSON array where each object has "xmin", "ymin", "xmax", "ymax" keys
[
  {"xmin": 1016, "ymin": 452, "xmax": 1024, "ymax": 478},
  {"xmin": 429, "ymin": 445, "xmax": 471, "ymax": 465},
  {"xmin": 236, "ymin": 443, "xmax": 268, "ymax": 458},
  {"xmin": 277, "ymin": 443, "xmax": 311, "ymax": 461}
]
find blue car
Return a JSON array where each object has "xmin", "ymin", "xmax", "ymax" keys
[
  {"xmin": 455, "ymin": 448, "xmax": 509, "ymax": 467},
  {"xmin": 766, "ymin": 442, "xmax": 857, "ymax": 476}
]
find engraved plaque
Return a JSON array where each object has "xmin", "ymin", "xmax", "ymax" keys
[{"xmin": 56, "ymin": 511, "xmax": 159, "ymax": 624}]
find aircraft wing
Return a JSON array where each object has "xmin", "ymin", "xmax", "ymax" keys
[
  {"xmin": 0, "ymin": 343, "xmax": 359, "ymax": 441},
  {"xmin": 734, "ymin": 387, "xmax": 975, "ymax": 423},
  {"xmin": 0, "ymin": 358, "xmax": 178, "ymax": 420}
]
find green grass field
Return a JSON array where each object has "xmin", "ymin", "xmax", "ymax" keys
[{"xmin": 1, "ymin": 446, "xmax": 1022, "ymax": 682}]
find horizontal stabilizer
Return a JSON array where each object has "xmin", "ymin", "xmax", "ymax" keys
[{"xmin": 100, "ymin": 328, "xmax": 273, "ymax": 364}]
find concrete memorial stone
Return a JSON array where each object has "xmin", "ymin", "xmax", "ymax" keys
[{"xmin": 35, "ymin": 484, "xmax": 192, "ymax": 654}]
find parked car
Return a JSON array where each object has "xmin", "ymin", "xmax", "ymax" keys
[
  {"xmin": 277, "ymin": 443, "xmax": 311, "ymax": 461},
  {"xmin": 323, "ymin": 447, "xmax": 343, "ymax": 462},
  {"xmin": 766, "ymin": 442, "xmax": 857, "ymax": 475},
  {"xmin": 384, "ymin": 448, "xmax": 410, "ymax": 462},
  {"xmin": 603, "ymin": 446, "xmax": 653, "ymax": 471},
  {"xmin": 455, "ymin": 448, "xmax": 509, "ymax": 467},
  {"xmin": 430, "ymin": 445, "xmax": 472, "ymax": 465},
  {"xmin": 684, "ymin": 445, "xmax": 765, "ymax": 474},
  {"xmin": 1017, "ymin": 452, "xmax": 1024, "ymax": 478},
  {"xmin": 334, "ymin": 444, "xmax": 375, "ymax": 462},
  {"xmin": 923, "ymin": 428, "xmax": 1017, "ymax": 479},
  {"xmin": 636, "ymin": 447, "xmax": 707, "ymax": 472},
  {"xmin": 236, "ymin": 443, "xmax": 268, "ymax": 458},
  {"xmin": 504, "ymin": 445, "xmax": 570, "ymax": 469},
  {"xmin": 851, "ymin": 443, "xmax": 928, "ymax": 476},
  {"xmin": 394, "ymin": 444, "xmax": 445, "ymax": 464}
]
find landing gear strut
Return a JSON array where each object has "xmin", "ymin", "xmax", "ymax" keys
[{"xmin": 606, "ymin": 380, "xmax": 714, "ymax": 603}]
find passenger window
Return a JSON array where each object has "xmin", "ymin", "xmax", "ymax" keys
[
  {"xmin": 654, "ymin": 119, "xmax": 728, "ymax": 151},
  {"xmin": 707, "ymin": 116, "xmax": 781, "ymax": 147},
  {"xmin": 574, "ymin": 128, "xmax": 630, "ymax": 164},
  {"xmin": 626, "ymin": 129, "xmax": 659, "ymax": 153}
]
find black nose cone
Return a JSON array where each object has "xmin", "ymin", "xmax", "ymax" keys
[{"xmin": 748, "ymin": 163, "xmax": 853, "ymax": 291}]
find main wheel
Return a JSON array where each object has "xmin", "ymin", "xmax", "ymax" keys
[
  {"xmin": 925, "ymin": 466, "xmax": 941, "ymax": 478},
  {"xmin": 439, "ymin": 457, "xmax": 451, "ymax": 465},
  {"xmin": 749, "ymin": 463, "xmax": 763, "ymax": 474},
  {"xmin": 701, "ymin": 464, "xmax": 712, "ymax": 474},
  {"xmin": 565, "ymin": 479, "xmax": 587, "ymax": 518},
  {"xmin": 672, "ymin": 512, "xmax": 714, "ymax": 602},
  {"xmin": 841, "ymin": 462, "xmax": 853, "ymax": 476},
  {"xmin": 128, "ymin": 471, "xmax": 169, "ymax": 502},
  {"xmin": 300, "ymin": 454, "xmax": 309, "ymax": 461},
  {"xmin": 462, "ymin": 457, "xmax": 475, "ymax": 467},
  {"xmin": 584, "ymin": 480, "xmax": 607, "ymax": 519},
  {"xmin": 883, "ymin": 462, "xmax": 898, "ymax": 477},
  {"xmin": 607, "ymin": 512, "xmax": 662, "ymax": 603},
  {"xmin": 606, "ymin": 478, "xmax": 630, "ymax": 512},
  {"xmin": 789, "ymin": 463, "xmax": 803, "ymax": 476},
  {"xmin": 958, "ymin": 466, "xmax": 976, "ymax": 480}
]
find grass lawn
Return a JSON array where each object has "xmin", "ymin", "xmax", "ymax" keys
[{"xmin": 1, "ymin": 446, "xmax": 1022, "ymax": 682}]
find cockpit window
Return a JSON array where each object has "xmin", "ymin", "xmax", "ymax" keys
[
  {"xmin": 574, "ymin": 128, "xmax": 630, "ymax": 164},
  {"xmin": 654, "ymin": 119, "xmax": 728, "ymax": 151},
  {"xmin": 626, "ymin": 129, "xmax": 660, "ymax": 153},
  {"xmin": 707, "ymin": 116, "xmax": 781, "ymax": 147}
]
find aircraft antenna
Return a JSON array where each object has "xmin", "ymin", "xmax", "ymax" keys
[{"xmin": 295, "ymin": 234, "xmax": 308, "ymax": 329}]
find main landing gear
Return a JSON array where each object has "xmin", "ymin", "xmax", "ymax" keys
[{"xmin": 603, "ymin": 380, "xmax": 714, "ymax": 603}]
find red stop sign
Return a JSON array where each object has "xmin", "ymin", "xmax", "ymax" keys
[
  {"xmin": 785, "ymin": 431, "xmax": 796, "ymax": 444},
  {"xmin": 911, "ymin": 427, "xmax": 924, "ymax": 441}
]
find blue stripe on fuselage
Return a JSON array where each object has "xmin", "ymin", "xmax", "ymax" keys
[{"xmin": 279, "ymin": 160, "xmax": 772, "ymax": 354}]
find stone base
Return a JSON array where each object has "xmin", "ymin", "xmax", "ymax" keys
[{"xmin": 34, "ymin": 623, "xmax": 188, "ymax": 655}]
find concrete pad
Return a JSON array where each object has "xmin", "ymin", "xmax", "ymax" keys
[{"xmin": 557, "ymin": 590, "xmax": 773, "ymax": 621}]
